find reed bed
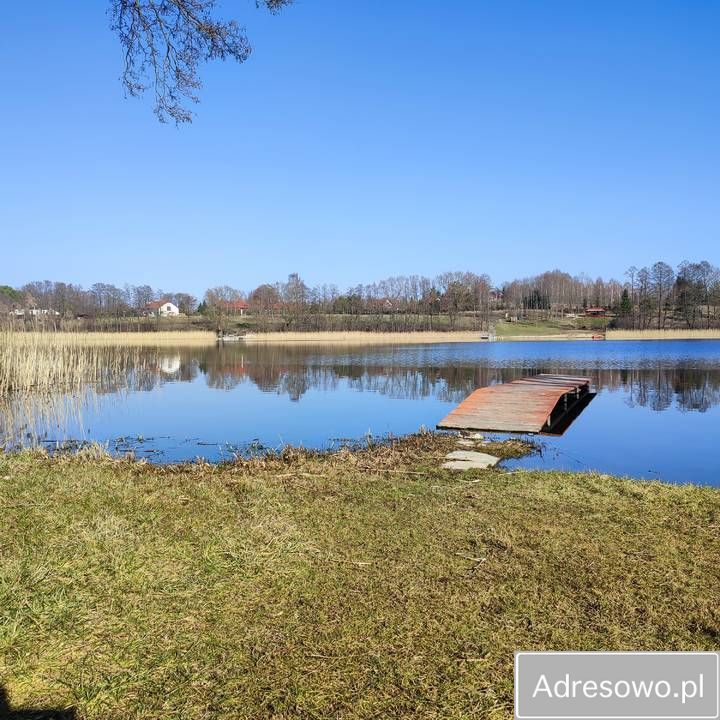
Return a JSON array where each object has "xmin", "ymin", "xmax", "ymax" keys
[
  {"xmin": 0, "ymin": 331, "xmax": 148, "ymax": 395},
  {"xmin": 1, "ymin": 329, "xmax": 215, "ymax": 347},
  {"xmin": 244, "ymin": 330, "xmax": 484, "ymax": 344},
  {"xmin": 0, "ymin": 330, "xmax": 186, "ymax": 446},
  {"xmin": 0, "ymin": 389, "xmax": 97, "ymax": 450},
  {"xmin": 606, "ymin": 328, "xmax": 720, "ymax": 340},
  {"xmin": 0, "ymin": 329, "xmax": 212, "ymax": 399}
]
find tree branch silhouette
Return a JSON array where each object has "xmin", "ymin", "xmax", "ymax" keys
[{"xmin": 110, "ymin": 0, "xmax": 292, "ymax": 123}]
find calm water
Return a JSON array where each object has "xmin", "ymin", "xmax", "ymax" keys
[{"xmin": 5, "ymin": 340, "xmax": 720, "ymax": 486}]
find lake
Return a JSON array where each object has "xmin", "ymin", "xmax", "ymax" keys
[{"xmin": 3, "ymin": 340, "xmax": 720, "ymax": 486}]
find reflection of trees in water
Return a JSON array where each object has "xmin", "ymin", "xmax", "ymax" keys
[
  {"xmin": 200, "ymin": 348, "xmax": 532, "ymax": 403},
  {"xmin": 345, "ymin": 367, "xmax": 530, "ymax": 402},
  {"xmin": 5, "ymin": 345, "xmax": 720, "ymax": 449},
  {"xmin": 197, "ymin": 345, "xmax": 720, "ymax": 412},
  {"xmin": 618, "ymin": 366, "xmax": 720, "ymax": 413},
  {"xmin": 63, "ymin": 346, "xmax": 720, "ymax": 414}
]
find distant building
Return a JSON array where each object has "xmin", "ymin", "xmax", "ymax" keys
[
  {"xmin": 365, "ymin": 298, "xmax": 395, "ymax": 313},
  {"xmin": 219, "ymin": 299, "xmax": 249, "ymax": 316},
  {"xmin": 145, "ymin": 300, "xmax": 180, "ymax": 317},
  {"xmin": 9, "ymin": 306, "xmax": 60, "ymax": 317},
  {"xmin": 585, "ymin": 307, "xmax": 606, "ymax": 317},
  {"xmin": 490, "ymin": 289, "xmax": 504, "ymax": 303}
]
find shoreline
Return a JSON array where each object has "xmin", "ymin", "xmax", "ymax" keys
[
  {"xmin": 4, "ymin": 328, "xmax": 720, "ymax": 347},
  {"xmin": 237, "ymin": 330, "xmax": 595, "ymax": 344},
  {"xmin": 240, "ymin": 330, "xmax": 486, "ymax": 344}
]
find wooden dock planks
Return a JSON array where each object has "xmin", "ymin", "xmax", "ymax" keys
[{"xmin": 437, "ymin": 374, "xmax": 591, "ymax": 434}]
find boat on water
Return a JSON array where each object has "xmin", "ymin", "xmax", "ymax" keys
[{"xmin": 217, "ymin": 332, "xmax": 256, "ymax": 343}]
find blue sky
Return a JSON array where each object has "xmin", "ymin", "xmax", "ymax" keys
[{"xmin": 1, "ymin": 1, "xmax": 718, "ymax": 296}]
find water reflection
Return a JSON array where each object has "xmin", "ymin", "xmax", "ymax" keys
[
  {"xmin": 108, "ymin": 343, "xmax": 720, "ymax": 411},
  {"xmin": 2, "ymin": 341, "xmax": 719, "ymax": 483}
]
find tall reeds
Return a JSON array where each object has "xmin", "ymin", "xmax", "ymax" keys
[
  {"xmin": 0, "ymin": 329, "xmax": 207, "ymax": 447},
  {"xmin": 606, "ymin": 329, "xmax": 720, "ymax": 341},
  {"xmin": 0, "ymin": 329, "xmax": 213, "ymax": 395}
]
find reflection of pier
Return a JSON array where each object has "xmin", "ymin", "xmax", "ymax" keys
[{"xmin": 437, "ymin": 374, "xmax": 594, "ymax": 434}]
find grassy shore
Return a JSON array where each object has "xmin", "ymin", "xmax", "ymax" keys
[
  {"xmin": 495, "ymin": 334, "xmax": 595, "ymax": 341},
  {"xmin": 494, "ymin": 319, "xmax": 599, "ymax": 340},
  {"xmin": 1, "ymin": 435, "xmax": 718, "ymax": 719},
  {"xmin": 606, "ymin": 328, "xmax": 720, "ymax": 340}
]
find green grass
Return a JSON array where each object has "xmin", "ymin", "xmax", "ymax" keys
[{"xmin": 1, "ymin": 436, "xmax": 718, "ymax": 719}]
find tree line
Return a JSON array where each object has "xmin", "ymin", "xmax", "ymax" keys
[
  {"xmin": 0, "ymin": 282, "xmax": 197, "ymax": 320},
  {"xmin": 2, "ymin": 259, "xmax": 719, "ymax": 331},
  {"xmin": 479, "ymin": 261, "xmax": 720, "ymax": 330}
]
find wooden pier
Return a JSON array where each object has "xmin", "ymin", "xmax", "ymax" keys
[{"xmin": 437, "ymin": 374, "xmax": 593, "ymax": 434}]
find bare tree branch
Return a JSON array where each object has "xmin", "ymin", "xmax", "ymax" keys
[{"xmin": 110, "ymin": 0, "xmax": 292, "ymax": 124}]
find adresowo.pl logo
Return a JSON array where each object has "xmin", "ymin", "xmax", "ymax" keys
[{"xmin": 515, "ymin": 652, "xmax": 719, "ymax": 719}]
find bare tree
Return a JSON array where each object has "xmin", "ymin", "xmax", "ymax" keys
[
  {"xmin": 204, "ymin": 285, "xmax": 241, "ymax": 331},
  {"xmin": 282, "ymin": 273, "xmax": 308, "ymax": 325},
  {"xmin": 173, "ymin": 292, "xmax": 198, "ymax": 315},
  {"xmin": 697, "ymin": 261, "xmax": 720, "ymax": 329},
  {"xmin": 130, "ymin": 284, "xmax": 155, "ymax": 315},
  {"xmin": 636, "ymin": 266, "xmax": 652, "ymax": 329},
  {"xmin": 625, "ymin": 266, "xmax": 638, "ymax": 329},
  {"xmin": 649, "ymin": 261, "xmax": 675, "ymax": 329},
  {"xmin": 249, "ymin": 283, "xmax": 280, "ymax": 318},
  {"xmin": 110, "ymin": 0, "xmax": 293, "ymax": 123}
]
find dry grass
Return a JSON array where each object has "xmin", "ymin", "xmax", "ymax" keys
[
  {"xmin": 0, "ymin": 330, "xmax": 210, "ymax": 445},
  {"xmin": 244, "ymin": 331, "xmax": 485, "ymax": 344},
  {"xmin": 606, "ymin": 329, "xmax": 720, "ymax": 340},
  {"xmin": 1, "ymin": 329, "xmax": 216, "ymax": 347},
  {"xmin": 1, "ymin": 434, "xmax": 718, "ymax": 719},
  {"xmin": 0, "ymin": 329, "xmax": 212, "ymax": 396},
  {"xmin": 1, "ymin": 332, "xmax": 136, "ymax": 396}
]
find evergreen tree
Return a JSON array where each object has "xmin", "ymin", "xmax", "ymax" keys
[{"xmin": 620, "ymin": 288, "xmax": 632, "ymax": 316}]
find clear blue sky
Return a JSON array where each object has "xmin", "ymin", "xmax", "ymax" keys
[{"xmin": 1, "ymin": 1, "xmax": 718, "ymax": 296}]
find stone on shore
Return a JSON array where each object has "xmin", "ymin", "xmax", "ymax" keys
[{"xmin": 442, "ymin": 450, "xmax": 499, "ymax": 470}]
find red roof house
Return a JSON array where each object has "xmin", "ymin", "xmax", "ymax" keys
[{"xmin": 219, "ymin": 299, "xmax": 250, "ymax": 315}]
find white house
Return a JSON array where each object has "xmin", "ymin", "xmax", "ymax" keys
[
  {"xmin": 145, "ymin": 300, "xmax": 180, "ymax": 317},
  {"xmin": 9, "ymin": 307, "xmax": 60, "ymax": 317},
  {"xmin": 159, "ymin": 354, "xmax": 182, "ymax": 374}
]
